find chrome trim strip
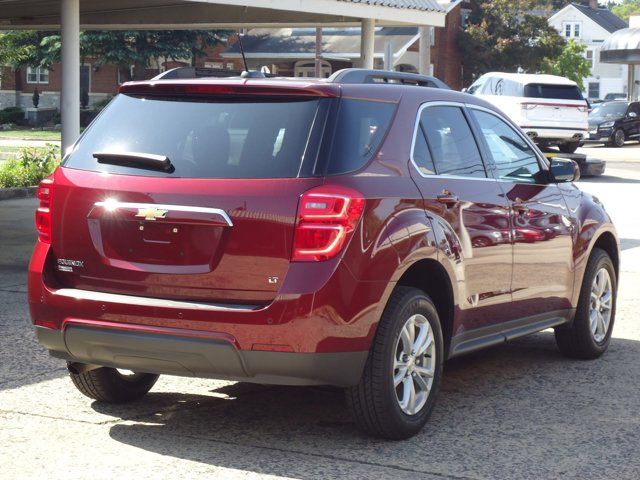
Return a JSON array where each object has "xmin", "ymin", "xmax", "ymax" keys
[
  {"xmin": 53, "ymin": 288, "xmax": 261, "ymax": 312},
  {"xmin": 93, "ymin": 201, "xmax": 233, "ymax": 226}
]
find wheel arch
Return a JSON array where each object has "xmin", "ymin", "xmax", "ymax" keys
[
  {"xmin": 395, "ymin": 259, "xmax": 455, "ymax": 358},
  {"xmin": 592, "ymin": 230, "xmax": 619, "ymax": 279}
]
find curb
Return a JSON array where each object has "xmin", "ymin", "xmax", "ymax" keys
[{"xmin": 0, "ymin": 186, "xmax": 37, "ymax": 201}]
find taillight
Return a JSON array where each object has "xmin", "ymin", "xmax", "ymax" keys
[
  {"xmin": 292, "ymin": 185, "xmax": 365, "ymax": 262},
  {"xmin": 35, "ymin": 177, "xmax": 54, "ymax": 243}
]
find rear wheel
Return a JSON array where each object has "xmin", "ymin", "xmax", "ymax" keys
[
  {"xmin": 346, "ymin": 287, "xmax": 444, "ymax": 439},
  {"xmin": 558, "ymin": 141, "xmax": 580, "ymax": 154},
  {"xmin": 555, "ymin": 248, "xmax": 616, "ymax": 359},
  {"xmin": 69, "ymin": 365, "xmax": 159, "ymax": 403}
]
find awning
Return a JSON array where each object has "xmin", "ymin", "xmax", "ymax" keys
[
  {"xmin": 600, "ymin": 27, "xmax": 640, "ymax": 64},
  {"xmin": 0, "ymin": 0, "xmax": 446, "ymax": 29}
]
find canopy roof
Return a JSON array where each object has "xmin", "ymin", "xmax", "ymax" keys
[
  {"xmin": 0, "ymin": 0, "xmax": 446, "ymax": 29},
  {"xmin": 601, "ymin": 27, "xmax": 640, "ymax": 64}
]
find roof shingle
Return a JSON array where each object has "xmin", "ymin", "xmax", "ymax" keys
[
  {"xmin": 572, "ymin": 3, "xmax": 627, "ymax": 33},
  {"xmin": 338, "ymin": 0, "xmax": 445, "ymax": 12}
]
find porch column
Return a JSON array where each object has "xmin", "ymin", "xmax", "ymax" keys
[
  {"xmin": 361, "ymin": 18, "xmax": 375, "ymax": 69},
  {"xmin": 419, "ymin": 26, "xmax": 432, "ymax": 75},
  {"xmin": 61, "ymin": 0, "xmax": 80, "ymax": 153}
]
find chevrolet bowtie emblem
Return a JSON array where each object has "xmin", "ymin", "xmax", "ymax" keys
[{"xmin": 135, "ymin": 207, "xmax": 168, "ymax": 221}]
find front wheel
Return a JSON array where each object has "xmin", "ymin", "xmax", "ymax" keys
[
  {"xmin": 69, "ymin": 365, "xmax": 159, "ymax": 403},
  {"xmin": 609, "ymin": 129, "xmax": 625, "ymax": 148},
  {"xmin": 346, "ymin": 287, "xmax": 444, "ymax": 439},
  {"xmin": 555, "ymin": 248, "xmax": 616, "ymax": 359},
  {"xmin": 558, "ymin": 141, "xmax": 580, "ymax": 154}
]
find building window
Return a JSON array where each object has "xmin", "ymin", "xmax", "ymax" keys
[
  {"xmin": 562, "ymin": 22, "xmax": 581, "ymax": 38},
  {"xmin": 26, "ymin": 67, "xmax": 49, "ymax": 84},
  {"xmin": 588, "ymin": 82, "xmax": 600, "ymax": 100},
  {"xmin": 293, "ymin": 60, "xmax": 332, "ymax": 78},
  {"xmin": 585, "ymin": 49, "xmax": 598, "ymax": 69}
]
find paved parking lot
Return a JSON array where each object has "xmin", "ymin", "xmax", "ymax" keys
[{"xmin": 1, "ymin": 146, "xmax": 639, "ymax": 479}]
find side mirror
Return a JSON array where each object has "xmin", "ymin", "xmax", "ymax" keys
[
  {"xmin": 461, "ymin": 87, "xmax": 468, "ymax": 93},
  {"xmin": 629, "ymin": 111, "xmax": 638, "ymax": 118},
  {"xmin": 549, "ymin": 157, "xmax": 580, "ymax": 183}
]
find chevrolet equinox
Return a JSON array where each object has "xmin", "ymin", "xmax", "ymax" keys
[{"xmin": 29, "ymin": 68, "xmax": 620, "ymax": 439}]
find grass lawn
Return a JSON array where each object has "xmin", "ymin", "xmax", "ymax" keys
[{"xmin": 0, "ymin": 129, "xmax": 61, "ymax": 141}]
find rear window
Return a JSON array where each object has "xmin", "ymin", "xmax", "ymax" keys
[
  {"xmin": 64, "ymin": 94, "xmax": 324, "ymax": 178},
  {"xmin": 524, "ymin": 83, "xmax": 583, "ymax": 100},
  {"xmin": 326, "ymin": 99, "xmax": 396, "ymax": 175}
]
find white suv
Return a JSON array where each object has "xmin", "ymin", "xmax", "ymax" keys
[{"xmin": 467, "ymin": 73, "xmax": 589, "ymax": 153}]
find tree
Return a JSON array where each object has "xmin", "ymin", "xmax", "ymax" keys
[
  {"xmin": 611, "ymin": 0, "xmax": 640, "ymax": 22},
  {"xmin": 543, "ymin": 39, "xmax": 592, "ymax": 89},
  {"xmin": 459, "ymin": 0, "xmax": 566, "ymax": 85},
  {"xmin": 0, "ymin": 30, "xmax": 230, "ymax": 81}
]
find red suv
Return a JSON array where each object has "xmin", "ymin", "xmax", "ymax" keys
[{"xmin": 29, "ymin": 68, "xmax": 619, "ymax": 439}]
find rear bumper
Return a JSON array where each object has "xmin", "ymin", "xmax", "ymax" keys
[
  {"xmin": 521, "ymin": 127, "xmax": 587, "ymax": 141},
  {"xmin": 37, "ymin": 325, "xmax": 368, "ymax": 386}
]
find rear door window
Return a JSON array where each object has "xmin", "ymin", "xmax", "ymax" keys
[
  {"xmin": 524, "ymin": 83, "xmax": 583, "ymax": 100},
  {"xmin": 64, "ymin": 94, "xmax": 324, "ymax": 178},
  {"xmin": 419, "ymin": 106, "xmax": 487, "ymax": 178}
]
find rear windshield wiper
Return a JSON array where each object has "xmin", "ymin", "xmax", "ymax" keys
[{"xmin": 93, "ymin": 151, "xmax": 174, "ymax": 173}]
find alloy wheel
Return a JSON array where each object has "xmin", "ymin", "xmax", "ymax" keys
[
  {"xmin": 590, "ymin": 267, "xmax": 613, "ymax": 343},
  {"xmin": 614, "ymin": 129, "xmax": 625, "ymax": 147},
  {"xmin": 393, "ymin": 314, "xmax": 436, "ymax": 415}
]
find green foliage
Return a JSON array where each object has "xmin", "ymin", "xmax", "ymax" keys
[
  {"xmin": 0, "ymin": 30, "xmax": 231, "ymax": 79},
  {"xmin": 459, "ymin": 0, "xmax": 566, "ymax": 85},
  {"xmin": 0, "ymin": 144, "xmax": 60, "ymax": 188},
  {"xmin": 543, "ymin": 39, "xmax": 592, "ymax": 90},
  {"xmin": 0, "ymin": 107, "xmax": 25, "ymax": 124},
  {"xmin": 611, "ymin": 0, "xmax": 640, "ymax": 21}
]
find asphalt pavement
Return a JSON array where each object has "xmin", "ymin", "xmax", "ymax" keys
[{"xmin": 1, "ymin": 146, "xmax": 639, "ymax": 479}]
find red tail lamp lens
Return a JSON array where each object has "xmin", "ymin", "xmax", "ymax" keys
[
  {"xmin": 35, "ymin": 177, "xmax": 54, "ymax": 243},
  {"xmin": 292, "ymin": 185, "xmax": 365, "ymax": 262}
]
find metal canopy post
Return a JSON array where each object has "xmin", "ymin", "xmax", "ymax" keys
[
  {"xmin": 361, "ymin": 18, "xmax": 375, "ymax": 69},
  {"xmin": 60, "ymin": 0, "xmax": 80, "ymax": 153}
]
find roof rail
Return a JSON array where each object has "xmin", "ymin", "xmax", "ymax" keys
[{"xmin": 328, "ymin": 68, "xmax": 450, "ymax": 89}]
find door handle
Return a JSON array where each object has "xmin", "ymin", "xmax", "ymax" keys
[
  {"xmin": 512, "ymin": 203, "xmax": 529, "ymax": 215},
  {"xmin": 436, "ymin": 192, "xmax": 459, "ymax": 205}
]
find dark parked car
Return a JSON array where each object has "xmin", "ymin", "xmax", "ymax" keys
[
  {"xmin": 587, "ymin": 100, "xmax": 640, "ymax": 147},
  {"xmin": 29, "ymin": 68, "xmax": 619, "ymax": 440},
  {"xmin": 603, "ymin": 93, "xmax": 627, "ymax": 101}
]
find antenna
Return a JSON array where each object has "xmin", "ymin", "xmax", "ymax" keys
[
  {"xmin": 237, "ymin": 31, "xmax": 250, "ymax": 74},
  {"xmin": 236, "ymin": 30, "xmax": 265, "ymax": 78}
]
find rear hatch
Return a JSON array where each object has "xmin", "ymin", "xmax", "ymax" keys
[
  {"xmin": 520, "ymin": 83, "xmax": 588, "ymax": 128},
  {"xmin": 49, "ymin": 83, "xmax": 335, "ymax": 304}
]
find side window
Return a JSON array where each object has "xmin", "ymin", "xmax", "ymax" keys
[
  {"xmin": 412, "ymin": 126, "xmax": 436, "ymax": 175},
  {"xmin": 466, "ymin": 77, "xmax": 485, "ymax": 95},
  {"xmin": 420, "ymin": 106, "xmax": 487, "ymax": 178},
  {"xmin": 470, "ymin": 109, "xmax": 543, "ymax": 184},
  {"xmin": 629, "ymin": 103, "xmax": 640, "ymax": 116}
]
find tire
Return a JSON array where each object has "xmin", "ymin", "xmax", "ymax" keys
[
  {"xmin": 346, "ymin": 287, "xmax": 444, "ymax": 439},
  {"xmin": 558, "ymin": 141, "xmax": 579, "ymax": 154},
  {"xmin": 69, "ymin": 366, "xmax": 159, "ymax": 403},
  {"xmin": 555, "ymin": 248, "xmax": 617, "ymax": 360},
  {"xmin": 609, "ymin": 129, "xmax": 625, "ymax": 148}
]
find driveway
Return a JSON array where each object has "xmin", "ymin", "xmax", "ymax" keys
[{"xmin": 1, "ymin": 154, "xmax": 639, "ymax": 479}]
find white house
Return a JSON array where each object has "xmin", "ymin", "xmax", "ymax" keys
[{"xmin": 548, "ymin": 1, "xmax": 628, "ymax": 100}]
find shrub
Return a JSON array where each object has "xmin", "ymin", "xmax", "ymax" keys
[
  {"xmin": 0, "ymin": 144, "xmax": 61, "ymax": 188},
  {"xmin": 0, "ymin": 107, "xmax": 25, "ymax": 125}
]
